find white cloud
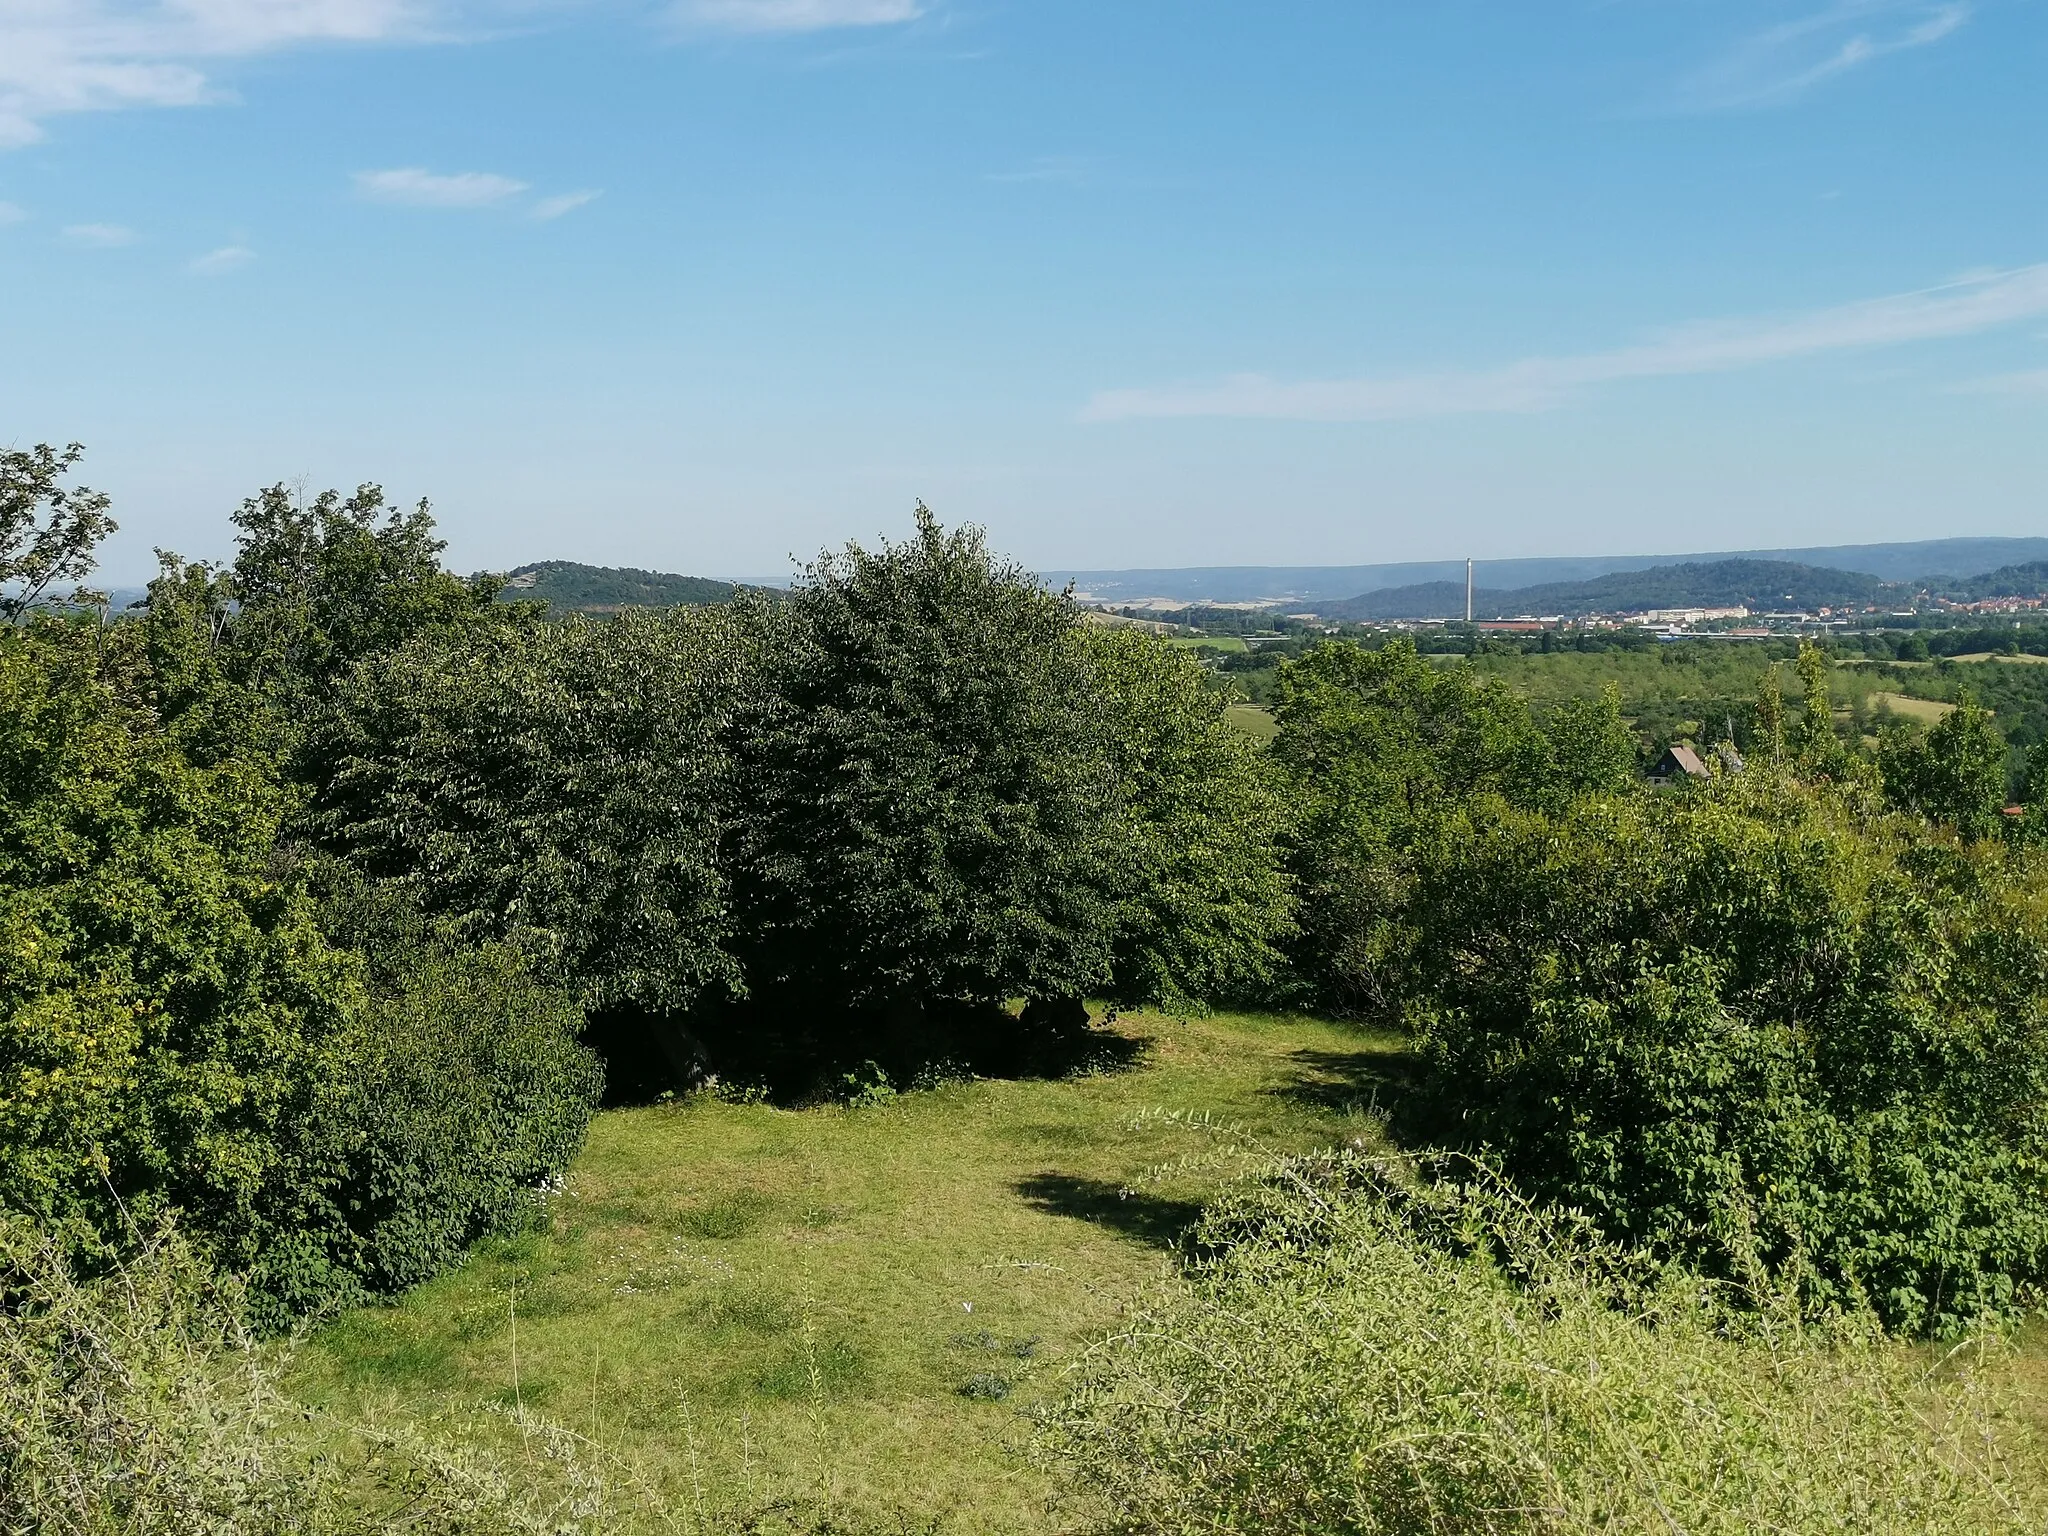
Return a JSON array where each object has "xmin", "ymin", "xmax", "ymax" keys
[
  {"xmin": 0, "ymin": 0, "xmax": 432, "ymax": 147},
  {"xmin": 675, "ymin": 0, "xmax": 920, "ymax": 33},
  {"xmin": 530, "ymin": 188, "xmax": 600, "ymax": 220},
  {"xmin": 354, "ymin": 166, "xmax": 528, "ymax": 207},
  {"xmin": 0, "ymin": 199, "xmax": 26, "ymax": 223},
  {"xmin": 1083, "ymin": 264, "xmax": 2048, "ymax": 424},
  {"xmin": 62, "ymin": 221, "xmax": 135, "ymax": 246},
  {"xmin": 188, "ymin": 242, "xmax": 254, "ymax": 274},
  {"xmin": 1672, "ymin": 1, "xmax": 1971, "ymax": 111}
]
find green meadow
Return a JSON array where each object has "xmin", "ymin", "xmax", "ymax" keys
[{"xmin": 288, "ymin": 1011, "xmax": 1403, "ymax": 1532}]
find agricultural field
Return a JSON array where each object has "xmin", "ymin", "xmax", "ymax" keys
[{"xmin": 289, "ymin": 1011, "xmax": 1401, "ymax": 1533}]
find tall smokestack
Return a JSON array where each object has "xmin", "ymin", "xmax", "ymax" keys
[{"xmin": 1465, "ymin": 558, "xmax": 1473, "ymax": 623}]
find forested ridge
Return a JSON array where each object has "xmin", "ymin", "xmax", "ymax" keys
[{"xmin": 9, "ymin": 444, "xmax": 2048, "ymax": 1533}]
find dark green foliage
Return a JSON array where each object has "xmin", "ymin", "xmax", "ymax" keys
[
  {"xmin": 1401, "ymin": 779, "xmax": 2048, "ymax": 1335},
  {"xmin": 1080, "ymin": 626, "xmax": 1295, "ymax": 1009},
  {"xmin": 502, "ymin": 559, "xmax": 748, "ymax": 614},
  {"xmin": 727, "ymin": 508, "xmax": 1126, "ymax": 1016},
  {"xmin": 220, "ymin": 481, "xmax": 505, "ymax": 697},
  {"xmin": 312, "ymin": 608, "xmax": 744, "ymax": 1013},
  {"xmin": 1533, "ymin": 681, "xmax": 1638, "ymax": 805}
]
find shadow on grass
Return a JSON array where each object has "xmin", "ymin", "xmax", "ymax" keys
[
  {"xmin": 1269, "ymin": 1043, "xmax": 1424, "ymax": 1121},
  {"xmin": 1013, "ymin": 1172, "xmax": 1202, "ymax": 1250}
]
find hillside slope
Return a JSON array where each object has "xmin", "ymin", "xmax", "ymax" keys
[
  {"xmin": 1322, "ymin": 559, "xmax": 1892, "ymax": 621},
  {"xmin": 502, "ymin": 560, "xmax": 746, "ymax": 613}
]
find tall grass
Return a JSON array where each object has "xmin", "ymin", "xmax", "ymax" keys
[{"xmin": 1042, "ymin": 1151, "xmax": 2046, "ymax": 1534}]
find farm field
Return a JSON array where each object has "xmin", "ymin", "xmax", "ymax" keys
[{"xmin": 289, "ymin": 1010, "xmax": 1402, "ymax": 1533}]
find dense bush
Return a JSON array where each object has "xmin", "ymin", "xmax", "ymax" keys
[
  {"xmin": 1044, "ymin": 1151, "xmax": 2040, "ymax": 1534},
  {"xmin": 1400, "ymin": 775, "xmax": 2048, "ymax": 1335},
  {"xmin": 1080, "ymin": 625, "xmax": 1295, "ymax": 1009},
  {"xmin": 726, "ymin": 508, "xmax": 1129, "ymax": 1018},
  {"xmin": 1273, "ymin": 637, "xmax": 1634, "ymax": 1013},
  {"xmin": 312, "ymin": 608, "xmax": 745, "ymax": 1013},
  {"xmin": 0, "ymin": 621, "xmax": 361, "ymax": 1288},
  {"xmin": 252, "ymin": 938, "xmax": 600, "ymax": 1322}
]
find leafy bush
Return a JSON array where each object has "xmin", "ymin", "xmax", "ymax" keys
[
  {"xmin": 726, "ymin": 508, "xmax": 1126, "ymax": 1017},
  {"xmin": 0, "ymin": 622, "xmax": 361, "ymax": 1287},
  {"xmin": 312, "ymin": 608, "xmax": 744, "ymax": 1013},
  {"xmin": 0, "ymin": 622, "xmax": 600, "ymax": 1325},
  {"xmin": 1043, "ymin": 1151, "xmax": 2041, "ymax": 1534},
  {"xmin": 1080, "ymin": 626, "xmax": 1295, "ymax": 1009},
  {"xmin": 1402, "ymin": 775, "xmax": 2048, "ymax": 1335},
  {"xmin": 254, "ymin": 939, "xmax": 602, "ymax": 1321}
]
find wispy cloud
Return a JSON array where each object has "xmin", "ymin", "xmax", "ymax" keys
[
  {"xmin": 1671, "ymin": 1, "xmax": 1971, "ymax": 112},
  {"xmin": 1950, "ymin": 368, "xmax": 2048, "ymax": 398},
  {"xmin": 0, "ymin": 0, "xmax": 434, "ymax": 148},
  {"xmin": 0, "ymin": 199, "xmax": 26, "ymax": 224},
  {"xmin": 354, "ymin": 166, "xmax": 529, "ymax": 207},
  {"xmin": 188, "ymin": 243, "xmax": 254, "ymax": 275},
  {"xmin": 62, "ymin": 221, "xmax": 135, "ymax": 247},
  {"xmin": 674, "ymin": 0, "xmax": 921, "ymax": 33},
  {"xmin": 530, "ymin": 188, "xmax": 600, "ymax": 220},
  {"xmin": 1083, "ymin": 264, "xmax": 2048, "ymax": 424}
]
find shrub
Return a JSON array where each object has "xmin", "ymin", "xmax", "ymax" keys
[
  {"xmin": 312, "ymin": 608, "xmax": 744, "ymax": 1014},
  {"xmin": 1079, "ymin": 626, "xmax": 1295, "ymax": 1009},
  {"xmin": 1402, "ymin": 775, "xmax": 2048, "ymax": 1335},
  {"xmin": 1043, "ymin": 1151, "xmax": 2041, "ymax": 1535},
  {"xmin": 726, "ymin": 509, "xmax": 1126, "ymax": 1018},
  {"xmin": 253, "ymin": 940, "xmax": 602, "ymax": 1322},
  {"xmin": 0, "ymin": 1214, "xmax": 650, "ymax": 1534}
]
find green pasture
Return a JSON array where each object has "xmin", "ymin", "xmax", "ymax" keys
[{"xmin": 290, "ymin": 1011, "xmax": 1402, "ymax": 1533}]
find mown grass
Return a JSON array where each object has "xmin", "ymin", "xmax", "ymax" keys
[{"xmin": 288, "ymin": 1010, "xmax": 1404, "ymax": 1532}]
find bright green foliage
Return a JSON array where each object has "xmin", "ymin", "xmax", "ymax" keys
[
  {"xmin": 1271, "ymin": 638, "xmax": 1550, "ymax": 1012},
  {"xmin": 1534, "ymin": 680, "xmax": 1638, "ymax": 805},
  {"xmin": 727, "ymin": 509, "xmax": 1126, "ymax": 1014},
  {"xmin": 0, "ymin": 622, "xmax": 360, "ymax": 1285},
  {"xmin": 1044, "ymin": 1151, "xmax": 2039, "ymax": 1534},
  {"xmin": 1795, "ymin": 639, "xmax": 1846, "ymax": 775},
  {"xmin": 1753, "ymin": 659, "xmax": 1787, "ymax": 763},
  {"xmin": 0, "ymin": 616, "xmax": 600, "ymax": 1323},
  {"xmin": 1401, "ymin": 777, "xmax": 2048, "ymax": 1335},
  {"xmin": 1079, "ymin": 627, "xmax": 1295, "ymax": 1009},
  {"xmin": 311, "ymin": 609, "xmax": 744, "ymax": 1013},
  {"xmin": 1879, "ymin": 690, "xmax": 2010, "ymax": 841}
]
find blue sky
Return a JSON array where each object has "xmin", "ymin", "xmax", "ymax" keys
[{"xmin": 2, "ymin": 1, "xmax": 2045, "ymax": 581}]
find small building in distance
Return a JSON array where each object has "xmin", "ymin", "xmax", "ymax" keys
[{"xmin": 1652, "ymin": 744, "xmax": 1711, "ymax": 783}]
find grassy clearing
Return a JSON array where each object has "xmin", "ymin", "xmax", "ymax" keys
[
  {"xmin": 288, "ymin": 1010, "xmax": 1401, "ymax": 1532},
  {"xmin": 1166, "ymin": 635, "xmax": 1247, "ymax": 652},
  {"xmin": 1223, "ymin": 703, "xmax": 1278, "ymax": 738},
  {"xmin": 1870, "ymin": 690, "xmax": 1959, "ymax": 722}
]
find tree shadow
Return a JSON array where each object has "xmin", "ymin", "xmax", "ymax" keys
[
  {"xmin": 1012, "ymin": 1172, "xmax": 1202, "ymax": 1250},
  {"xmin": 1269, "ymin": 1044, "xmax": 1424, "ymax": 1122}
]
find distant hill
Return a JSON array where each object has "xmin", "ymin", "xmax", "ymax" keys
[
  {"xmin": 501, "ymin": 561, "xmax": 748, "ymax": 614},
  {"xmin": 1927, "ymin": 561, "xmax": 2048, "ymax": 602},
  {"xmin": 1323, "ymin": 559, "xmax": 1892, "ymax": 622},
  {"xmin": 1048, "ymin": 537, "xmax": 2048, "ymax": 607}
]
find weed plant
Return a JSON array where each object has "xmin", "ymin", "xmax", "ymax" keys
[{"xmin": 1042, "ymin": 1150, "xmax": 2046, "ymax": 1535}]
